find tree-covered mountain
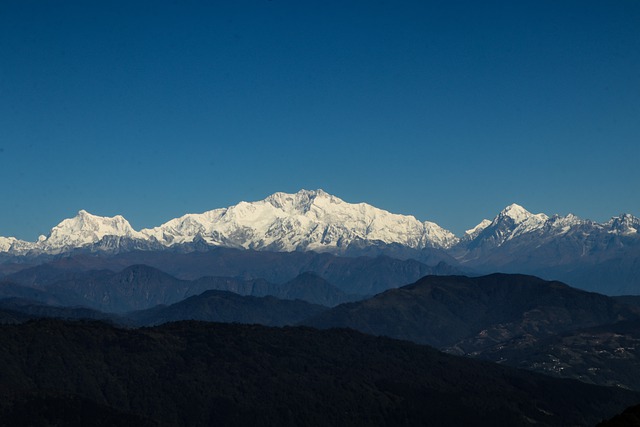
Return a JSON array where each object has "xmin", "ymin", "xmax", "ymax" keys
[
  {"xmin": 0, "ymin": 297, "xmax": 120, "ymax": 324},
  {"xmin": 128, "ymin": 290, "xmax": 327, "ymax": 327},
  {"xmin": 0, "ymin": 319, "xmax": 637, "ymax": 426},
  {"xmin": 303, "ymin": 274, "xmax": 640, "ymax": 350},
  {"xmin": 472, "ymin": 319, "xmax": 640, "ymax": 390},
  {"xmin": 302, "ymin": 274, "xmax": 640, "ymax": 390},
  {"xmin": 598, "ymin": 402, "xmax": 640, "ymax": 426}
]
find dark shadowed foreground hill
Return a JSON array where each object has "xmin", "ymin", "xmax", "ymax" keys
[
  {"xmin": 475, "ymin": 319, "xmax": 640, "ymax": 391},
  {"xmin": 0, "ymin": 319, "xmax": 637, "ymax": 427},
  {"xmin": 599, "ymin": 403, "xmax": 640, "ymax": 426}
]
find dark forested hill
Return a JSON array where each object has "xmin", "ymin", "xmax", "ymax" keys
[
  {"xmin": 128, "ymin": 290, "xmax": 327, "ymax": 327},
  {"xmin": 473, "ymin": 319, "xmax": 640, "ymax": 390},
  {"xmin": 0, "ymin": 319, "xmax": 637, "ymax": 426},
  {"xmin": 598, "ymin": 403, "xmax": 640, "ymax": 426},
  {"xmin": 303, "ymin": 274, "xmax": 640, "ymax": 350}
]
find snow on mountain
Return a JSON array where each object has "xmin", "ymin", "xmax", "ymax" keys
[
  {"xmin": 0, "ymin": 236, "xmax": 36, "ymax": 254},
  {"xmin": 422, "ymin": 221, "xmax": 459, "ymax": 249},
  {"xmin": 496, "ymin": 203, "xmax": 549, "ymax": 235},
  {"xmin": 544, "ymin": 213, "xmax": 589, "ymax": 235},
  {"xmin": 141, "ymin": 189, "xmax": 459, "ymax": 252},
  {"xmin": 606, "ymin": 213, "xmax": 639, "ymax": 235},
  {"xmin": 467, "ymin": 203, "xmax": 549, "ymax": 249},
  {"xmin": 463, "ymin": 219, "xmax": 492, "ymax": 241},
  {"xmin": 35, "ymin": 210, "xmax": 144, "ymax": 254},
  {"xmin": 0, "ymin": 237, "xmax": 25, "ymax": 252},
  {"xmin": 0, "ymin": 236, "xmax": 17, "ymax": 252},
  {"xmin": 0, "ymin": 192, "xmax": 637, "ymax": 259}
]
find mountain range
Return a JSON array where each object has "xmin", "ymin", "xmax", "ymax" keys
[
  {"xmin": 4, "ymin": 266, "xmax": 640, "ymax": 392},
  {"xmin": 0, "ymin": 264, "xmax": 363, "ymax": 312},
  {"xmin": 1, "ymin": 189, "xmax": 639, "ymax": 294},
  {"xmin": 4, "ymin": 267, "xmax": 640, "ymax": 423},
  {"xmin": 1, "ymin": 189, "xmax": 639, "ymax": 424}
]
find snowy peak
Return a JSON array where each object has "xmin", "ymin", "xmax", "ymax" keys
[
  {"xmin": 0, "ymin": 236, "xmax": 28, "ymax": 252},
  {"xmin": 0, "ymin": 236, "xmax": 16, "ymax": 252},
  {"xmin": 142, "ymin": 189, "xmax": 459, "ymax": 251},
  {"xmin": 546, "ymin": 213, "xmax": 587, "ymax": 233},
  {"xmin": 39, "ymin": 210, "xmax": 143, "ymax": 253},
  {"xmin": 464, "ymin": 219, "xmax": 492, "ymax": 240},
  {"xmin": 493, "ymin": 203, "xmax": 548, "ymax": 230},
  {"xmin": 264, "ymin": 189, "xmax": 336, "ymax": 214},
  {"xmin": 465, "ymin": 204, "xmax": 550, "ymax": 249},
  {"xmin": 497, "ymin": 203, "xmax": 533, "ymax": 224},
  {"xmin": 52, "ymin": 210, "xmax": 137, "ymax": 237},
  {"xmin": 423, "ymin": 221, "xmax": 459, "ymax": 249},
  {"xmin": 606, "ymin": 213, "xmax": 639, "ymax": 235}
]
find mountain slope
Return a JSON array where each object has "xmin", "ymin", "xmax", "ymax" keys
[
  {"xmin": 0, "ymin": 319, "xmax": 637, "ymax": 426},
  {"xmin": 303, "ymin": 274, "xmax": 640, "ymax": 350},
  {"xmin": 129, "ymin": 290, "xmax": 327, "ymax": 327},
  {"xmin": 273, "ymin": 272, "xmax": 358, "ymax": 307},
  {"xmin": 5, "ymin": 249, "xmax": 458, "ymax": 296},
  {"xmin": 2, "ymin": 261, "xmax": 370, "ymax": 311},
  {"xmin": 472, "ymin": 319, "xmax": 640, "ymax": 390},
  {"xmin": 0, "ymin": 298, "xmax": 120, "ymax": 324},
  {"xmin": 599, "ymin": 403, "xmax": 640, "ymax": 426}
]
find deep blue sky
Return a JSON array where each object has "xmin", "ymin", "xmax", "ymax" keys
[{"xmin": 1, "ymin": 1, "xmax": 639, "ymax": 240}]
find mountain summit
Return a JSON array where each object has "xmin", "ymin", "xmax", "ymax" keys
[
  {"xmin": 39, "ymin": 210, "xmax": 143, "ymax": 254},
  {"xmin": 140, "ymin": 189, "xmax": 458, "ymax": 252},
  {"xmin": 462, "ymin": 203, "xmax": 549, "ymax": 252}
]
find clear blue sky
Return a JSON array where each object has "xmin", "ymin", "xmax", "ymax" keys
[{"xmin": 1, "ymin": 1, "xmax": 639, "ymax": 240}]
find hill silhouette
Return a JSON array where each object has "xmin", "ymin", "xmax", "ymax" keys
[{"xmin": 0, "ymin": 319, "xmax": 637, "ymax": 426}]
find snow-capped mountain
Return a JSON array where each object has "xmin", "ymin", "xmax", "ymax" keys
[
  {"xmin": 460, "ymin": 204, "xmax": 549, "ymax": 254},
  {"xmin": 448, "ymin": 207, "xmax": 640, "ymax": 294},
  {"xmin": 0, "ymin": 190, "xmax": 639, "ymax": 294},
  {"xmin": 140, "ymin": 189, "xmax": 459, "ymax": 252},
  {"xmin": 1, "ymin": 210, "xmax": 146, "ymax": 256},
  {"xmin": 462, "ymin": 219, "xmax": 492, "ymax": 241},
  {"xmin": 606, "ymin": 213, "xmax": 640, "ymax": 235},
  {"xmin": 0, "ymin": 190, "xmax": 458, "ymax": 256},
  {"xmin": 0, "ymin": 237, "xmax": 17, "ymax": 252},
  {"xmin": 457, "ymin": 203, "xmax": 639, "ymax": 263},
  {"xmin": 41, "ymin": 210, "xmax": 144, "ymax": 253},
  {"xmin": 0, "ymin": 190, "xmax": 637, "ymax": 272}
]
